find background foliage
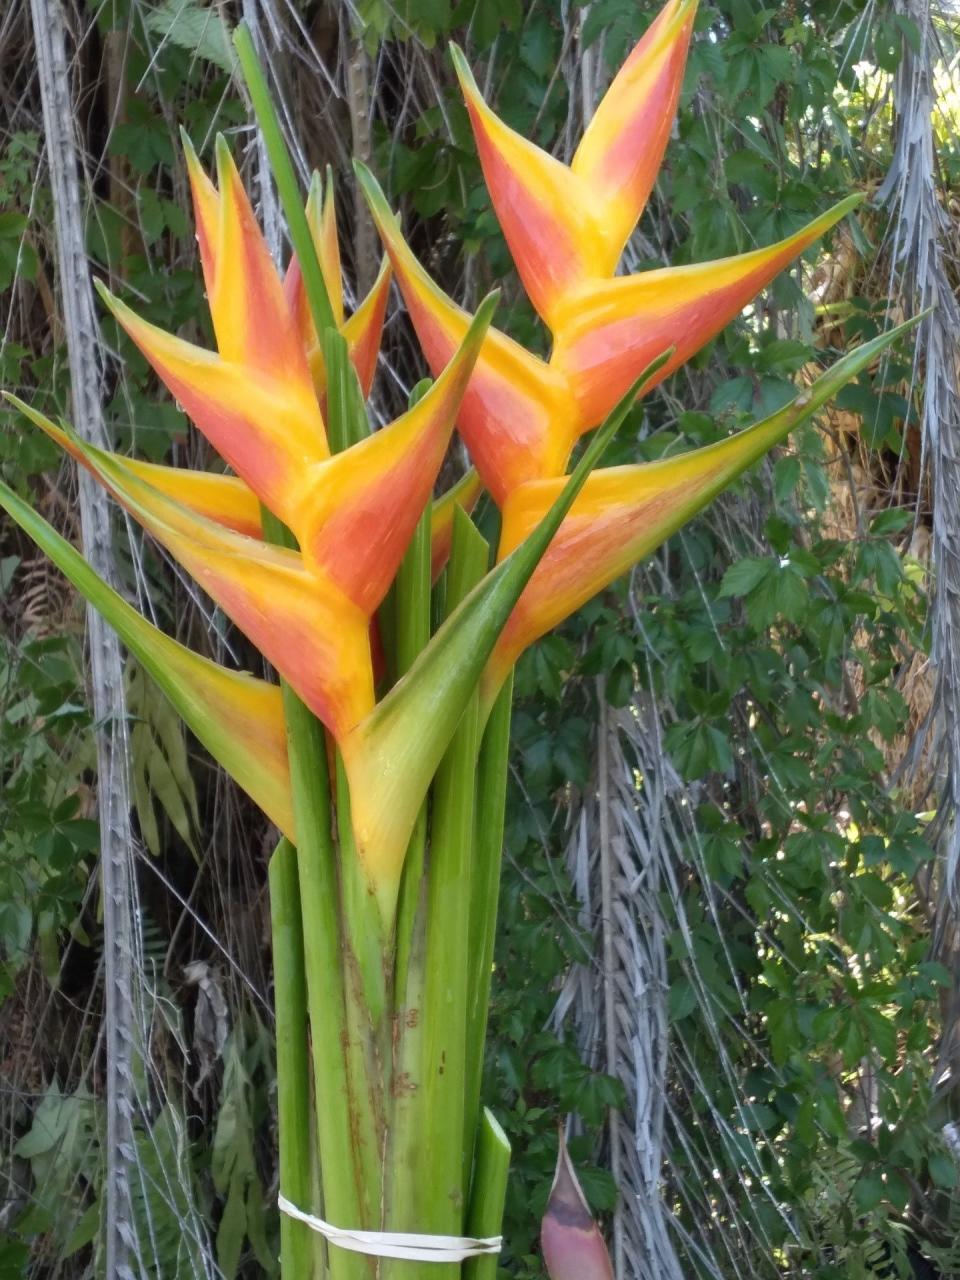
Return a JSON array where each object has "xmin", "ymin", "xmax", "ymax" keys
[{"xmin": 1, "ymin": 0, "xmax": 959, "ymax": 1276}]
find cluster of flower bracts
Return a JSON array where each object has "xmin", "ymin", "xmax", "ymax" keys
[{"xmin": 0, "ymin": 1, "xmax": 914, "ymax": 1274}]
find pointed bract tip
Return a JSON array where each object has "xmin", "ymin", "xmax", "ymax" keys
[
  {"xmin": 448, "ymin": 41, "xmax": 473, "ymax": 84},
  {"xmin": 2, "ymin": 389, "xmax": 28, "ymax": 412},
  {"xmin": 353, "ymin": 159, "xmax": 387, "ymax": 209},
  {"xmin": 213, "ymin": 132, "xmax": 234, "ymax": 182},
  {"xmin": 471, "ymin": 288, "xmax": 500, "ymax": 333},
  {"xmin": 92, "ymin": 277, "xmax": 116, "ymax": 309},
  {"xmin": 833, "ymin": 190, "xmax": 865, "ymax": 216},
  {"xmin": 179, "ymin": 125, "xmax": 198, "ymax": 161},
  {"xmin": 307, "ymin": 168, "xmax": 323, "ymax": 211},
  {"xmin": 548, "ymin": 1130, "xmax": 592, "ymax": 1220}
]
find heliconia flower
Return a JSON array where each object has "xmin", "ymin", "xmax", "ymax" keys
[
  {"xmin": 357, "ymin": 164, "xmax": 860, "ymax": 506},
  {"xmin": 450, "ymin": 0, "xmax": 696, "ymax": 328},
  {"xmin": 355, "ymin": 161, "xmax": 576, "ymax": 504},
  {"xmin": 6, "ymin": 334, "xmax": 644, "ymax": 930},
  {"xmin": 283, "ymin": 168, "xmax": 392, "ymax": 402},
  {"xmin": 102, "ymin": 140, "xmax": 392, "ymax": 535},
  {"xmin": 291, "ymin": 295, "xmax": 497, "ymax": 614},
  {"xmin": 183, "ymin": 134, "xmax": 392, "ymax": 409},
  {"xmin": 0, "ymin": 478, "xmax": 294, "ymax": 840},
  {"xmin": 540, "ymin": 1131, "xmax": 614, "ymax": 1280},
  {"xmin": 18, "ymin": 407, "xmax": 376, "ymax": 737},
  {"xmin": 9, "ymin": 298, "xmax": 494, "ymax": 743},
  {"xmin": 338, "ymin": 362, "xmax": 666, "ymax": 918},
  {"xmin": 479, "ymin": 319, "xmax": 918, "ymax": 713},
  {"xmin": 183, "ymin": 135, "xmax": 323, "ymax": 395}
]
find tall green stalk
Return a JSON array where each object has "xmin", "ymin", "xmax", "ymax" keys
[
  {"xmin": 269, "ymin": 839, "xmax": 319, "ymax": 1280},
  {"xmin": 392, "ymin": 507, "xmax": 433, "ymax": 997},
  {"xmin": 261, "ymin": 508, "xmax": 373, "ymax": 1280},
  {"xmin": 238, "ymin": 29, "xmax": 386, "ymax": 1269},
  {"xmin": 421, "ymin": 512, "xmax": 488, "ymax": 1245},
  {"xmin": 234, "ymin": 25, "xmax": 336, "ymax": 341},
  {"xmin": 463, "ymin": 673, "xmax": 513, "ymax": 1170}
]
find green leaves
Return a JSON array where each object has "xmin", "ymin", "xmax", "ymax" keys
[
  {"xmin": 144, "ymin": 0, "xmax": 238, "ymax": 74},
  {"xmin": 213, "ymin": 1031, "xmax": 277, "ymax": 1279},
  {"xmin": 719, "ymin": 553, "xmax": 811, "ymax": 629},
  {"xmin": 0, "ymin": 211, "xmax": 37, "ymax": 288}
]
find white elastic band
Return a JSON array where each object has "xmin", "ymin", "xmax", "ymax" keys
[{"xmin": 278, "ymin": 1195, "xmax": 502, "ymax": 1263}]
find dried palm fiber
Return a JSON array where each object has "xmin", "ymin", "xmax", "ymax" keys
[
  {"xmin": 798, "ymin": 201, "xmax": 936, "ymax": 812},
  {"xmin": 28, "ymin": 0, "xmax": 141, "ymax": 1271},
  {"xmin": 877, "ymin": 0, "xmax": 960, "ymax": 1106},
  {"xmin": 10, "ymin": 2, "xmax": 233, "ymax": 1273},
  {"xmin": 551, "ymin": 689, "xmax": 688, "ymax": 1280},
  {"xmin": 880, "ymin": 0, "xmax": 960, "ymax": 877}
]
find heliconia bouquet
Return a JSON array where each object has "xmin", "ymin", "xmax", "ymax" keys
[{"xmin": 1, "ymin": 2, "xmax": 915, "ymax": 1274}]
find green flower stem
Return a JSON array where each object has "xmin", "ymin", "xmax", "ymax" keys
[
  {"xmin": 236, "ymin": 42, "xmax": 386, "ymax": 1256},
  {"xmin": 381, "ymin": 506, "xmax": 432, "ymax": 1267},
  {"xmin": 462, "ymin": 671, "xmax": 513, "ymax": 1175},
  {"xmin": 382, "ymin": 509, "xmax": 488, "ymax": 1276},
  {"xmin": 233, "ymin": 24, "xmax": 337, "ymax": 342},
  {"xmin": 335, "ymin": 765, "xmax": 389, "ymax": 1030},
  {"xmin": 416, "ymin": 509, "xmax": 489, "ymax": 1263},
  {"xmin": 393, "ymin": 506, "xmax": 433, "ymax": 997},
  {"xmin": 260, "ymin": 506, "xmax": 372, "ymax": 1280},
  {"xmin": 323, "ymin": 328, "xmax": 369, "ymax": 452},
  {"xmin": 382, "ymin": 867, "xmax": 427, "ymax": 1271},
  {"xmin": 334, "ymin": 768, "xmax": 391, "ymax": 1217},
  {"xmin": 269, "ymin": 839, "xmax": 318, "ymax": 1280},
  {"xmin": 464, "ymin": 1109, "xmax": 511, "ymax": 1280}
]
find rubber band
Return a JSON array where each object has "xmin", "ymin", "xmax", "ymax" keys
[{"xmin": 278, "ymin": 1194, "xmax": 503, "ymax": 1263}]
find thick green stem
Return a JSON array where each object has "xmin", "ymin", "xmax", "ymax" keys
[
  {"xmin": 464, "ymin": 1110, "xmax": 511, "ymax": 1280},
  {"xmin": 235, "ymin": 41, "xmax": 388, "ymax": 1262},
  {"xmin": 261, "ymin": 507, "xmax": 374, "ymax": 1280},
  {"xmin": 269, "ymin": 839, "xmax": 320, "ymax": 1280},
  {"xmin": 392, "ymin": 507, "xmax": 432, "ymax": 996},
  {"xmin": 381, "ymin": 506, "xmax": 432, "ymax": 1273},
  {"xmin": 462, "ymin": 673, "xmax": 513, "ymax": 1171},
  {"xmin": 323, "ymin": 327, "xmax": 368, "ymax": 452},
  {"xmin": 336, "ymin": 763, "xmax": 389, "ymax": 1029},
  {"xmin": 334, "ymin": 765, "xmax": 390, "ymax": 1234},
  {"xmin": 382, "ymin": 510, "xmax": 488, "ymax": 1277},
  {"xmin": 413, "ymin": 512, "xmax": 489, "ymax": 1267}
]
